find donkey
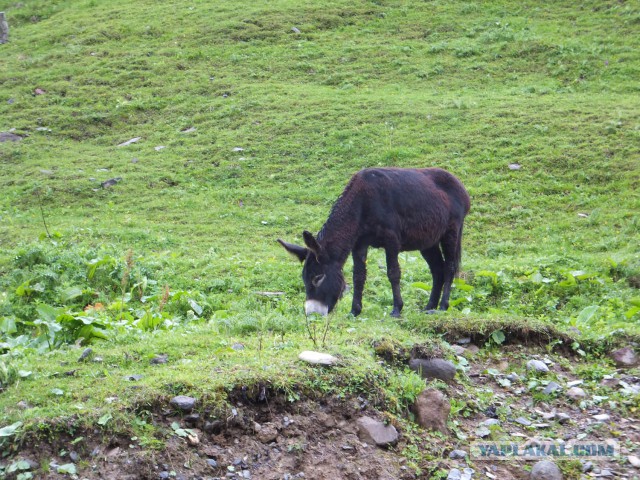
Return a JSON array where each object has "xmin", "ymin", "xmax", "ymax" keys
[{"xmin": 278, "ymin": 167, "xmax": 470, "ymax": 317}]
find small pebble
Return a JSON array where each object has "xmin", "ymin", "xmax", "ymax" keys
[
  {"xmin": 526, "ymin": 360, "xmax": 549, "ymax": 372},
  {"xmin": 449, "ymin": 449, "xmax": 467, "ymax": 460},
  {"xmin": 566, "ymin": 387, "xmax": 587, "ymax": 400},
  {"xmin": 543, "ymin": 381, "xmax": 562, "ymax": 395},
  {"xmin": 592, "ymin": 414, "xmax": 610, "ymax": 422},
  {"xmin": 627, "ymin": 455, "xmax": 640, "ymax": 467}
]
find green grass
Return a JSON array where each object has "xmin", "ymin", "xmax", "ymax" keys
[{"xmin": 0, "ymin": 0, "xmax": 639, "ymax": 468}]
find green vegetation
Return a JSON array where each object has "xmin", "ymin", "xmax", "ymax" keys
[{"xmin": 0, "ymin": 0, "xmax": 638, "ymax": 475}]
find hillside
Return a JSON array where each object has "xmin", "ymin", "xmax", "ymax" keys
[{"xmin": 0, "ymin": 0, "xmax": 639, "ymax": 479}]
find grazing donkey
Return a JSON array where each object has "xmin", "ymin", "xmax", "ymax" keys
[{"xmin": 278, "ymin": 167, "xmax": 470, "ymax": 317}]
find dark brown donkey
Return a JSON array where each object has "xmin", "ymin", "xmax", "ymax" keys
[{"xmin": 278, "ymin": 167, "xmax": 470, "ymax": 317}]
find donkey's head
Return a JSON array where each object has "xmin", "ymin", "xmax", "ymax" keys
[{"xmin": 278, "ymin": 231, "xmax": 347, "ymax": 316}]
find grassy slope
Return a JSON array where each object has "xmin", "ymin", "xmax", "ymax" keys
[{"xmin": 0, "ymin": 0, "xmax": 639, "ymax": 461}]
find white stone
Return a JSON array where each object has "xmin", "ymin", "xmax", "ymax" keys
[
  {"xmin": 298, "ymin": 351, "xmax": 338, "ymax": 366},
  {"xmin": 592, "ymin": 414, "xmax": 610, "ymax": 422}
]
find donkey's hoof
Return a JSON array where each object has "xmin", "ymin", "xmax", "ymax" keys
[
  {"xmin": 390, "ymin": 309, "xmax": 402, "ymax": 318},
  {"xmin": 425, "ymin": 309, "xmax": 438, "ymax": 315}
]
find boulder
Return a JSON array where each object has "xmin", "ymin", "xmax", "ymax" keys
[
  {"xmin": 412, "ymin": 388, "xmax": 450, "ymax": 434},
  {"xmin": 526, "ymin": 360, "xmax": 549, "ymax": 373},
  {"xmin": 356, "ymin": 416, "xmax": 398, "ymax": 447},
  {"xmin": 611, "ymin": 347, "xmax": 638, "ymax": 368},
  {"xmin": 409, "ymin": 358, "xmax": 456, "ymax": 382},
  {"xmin": 530, "ymin": 460, "xmax": 562, "ymax": 480}
]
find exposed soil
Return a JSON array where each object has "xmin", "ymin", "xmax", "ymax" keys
[
  {"xmin": 4, "ymin": 345, "xmax": 640, "ymax": 480},
  {"xmin": 10, "ymin": 397, "xmax": 415, "ymax": 480}
]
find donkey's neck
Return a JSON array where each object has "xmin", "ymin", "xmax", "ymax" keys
[{"xmin": 316, "ymin": 180, "xmax": 361, "ymax": 265}]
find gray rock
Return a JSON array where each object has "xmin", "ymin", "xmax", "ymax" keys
[
  {"xmin": 101, "ymin": 177, "xmax": 122, "ymax": 188},
  {"xmin": 627, "ymin": 455, "xmax": 640, "ymax": 467},
  {"xmin": 566, "ymin": 379, "xmax": 583, "ymax": 387},
  {"xmin": 159, "ymin": 472, "xmax": 170, "ymax": 480},
  {"xmin": 515, "ymin": 417, "xmax": 532, "ymax": 426},
  {"xmin": 232, "ymin": 343, "xmax": 245, "ymax": 351},
  {"xmin": 412, "ymin": 389, "xmax": 450, "ymax": 434},
  {"xmin": 482, "ymin": 418, "xmax": 501, "ymax": 427},
  {"xmin": 556, "ymin": 413, "xmax": 571, "ymax": 424},
  {"xmin": 356, "ymin": 416, "xmax": 399, "ymax": 447},
  {"xmin": 539, "ymin": 411, "xmax": 556, "ymax": 421},
  {"xmin": 566, "ymin": 387, "xmax": 586, "ymax": 401},
  {"xmin": 530, "ymin": 460, "xmax": 562, "ymax": 480},
  {"xmin": 508, "ymin": 163, "xmax": 522, "ymax": 170},
  {"xmin": 543, "ymin": 382, "xmax": 562, "ymax": 395},
  {"xmin": 0, "ymin": 12, "xmax": 8, "ymax": 44},
  {"xmin": 170, "ymin": 395, "xmax": 196, "ymax": 412},
  {"xmin": 0, "ymin": 132, "xmax": 21, "ymax": 142},
  {"xmin": 291, "ymin": 27, "xmax": 301, "ymax": 34},
  {"xmin": 207, "ymin": 458, "xmax": 218, "ymax": 468},
  {"xmin": 527, "ymin": 360, "xmax": 549, "ymax": 373},
  {"xmin": 447, "ymin": 469, "xmax": 462, "ymax": 480},
  {"xmin": 409, "ymin": 358, "xmax": 457, "ymax": 382},
  {"xmin": 298, "ymin": 351, "xmax": 338, "ymax": 366},
  {"xmin": 461, "ymin": 468, "xmax": 474, "ymax": 480},
  {"xmin": 78, "ymin": 348, "xmax": 93, "ymax": 362},
  {"xmin": 451, "ymin": 345, "xmax": 466, "ymax": 356},
  {"xmin": 581, "ymin": 461, "xmax": 593, "ymax": 473},
  {"xmin": 184, "ymin": 413, "xmax": 200, "ymax": 425},
  {"xmin": 456, "ymin": 337, "xmax": 471, "ymax": 345},
  {"xmin": 118, "ymin": 137, "xmax": 141, "ymax": 147},
  {"xmin": 123, "ymin": 374, "xmax": 143, "ymax": 381},
  {"xmin": 449, "ymin": 449, "xmax": 467, "ymax": 459},
  {"xmin": 475, "ymin": 426, "xmax": 491, "ymax": 438},
  {"xmin": 150, "ymin": 354, "xmax": 168, "ymax": 365},
  {"xmin": 507, "ymin": 373, "xmax": 521, "ymax": 382},
  {"xmin": 611, "ymin": 347, "xmax": 638, "ymax": 368}
]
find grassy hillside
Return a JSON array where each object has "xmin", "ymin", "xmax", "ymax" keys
[{"xmin": 0, "ymin": 0, "xmax": 639, "ymax": 477}]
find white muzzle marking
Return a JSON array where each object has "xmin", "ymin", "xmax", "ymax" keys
[{"xmin": 305, "ymin": 300, "xmax": 329, "ymax": 316}]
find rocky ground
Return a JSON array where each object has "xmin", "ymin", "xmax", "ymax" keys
[{"xmin": 3, "ymin": 343, "xmax": 639, "ymax": 480}]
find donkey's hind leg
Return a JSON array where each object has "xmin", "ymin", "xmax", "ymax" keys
[
  {"xmin": 439, "ymin": 226, "xmax": 463, "ymax": 311},
  {"xmin": 421, "ymin": 246, "xmax": 445, "ymax": 312}
]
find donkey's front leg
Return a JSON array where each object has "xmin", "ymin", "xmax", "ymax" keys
[
  {"xmin": 351, "ymin": 245, "xmax": 368, "ymax": 316},
  {"xmin": 385, "ymin": 246, "xmax": 403, "ymax": 317}
]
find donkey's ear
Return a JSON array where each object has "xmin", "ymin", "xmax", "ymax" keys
[
  {"xmin": 278, "ymin": 239, "xmax": 308, "ymax": 263},
  {"xmin": 302, "ymin": 231, "xmax": 322, "ymax": 255}
]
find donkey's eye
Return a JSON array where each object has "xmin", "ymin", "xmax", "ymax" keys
[{"xmin": 312, "ymin": 274, "xmax": 326, "ymax": 288}]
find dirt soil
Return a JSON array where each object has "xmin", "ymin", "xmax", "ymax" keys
[
  {"xmin": 5, "ymin": 346, "xmax": 640, "ymax": 480},
  {"xmin": 11, "ymin": 396, "xmax": 415, "ymax": 480}
]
